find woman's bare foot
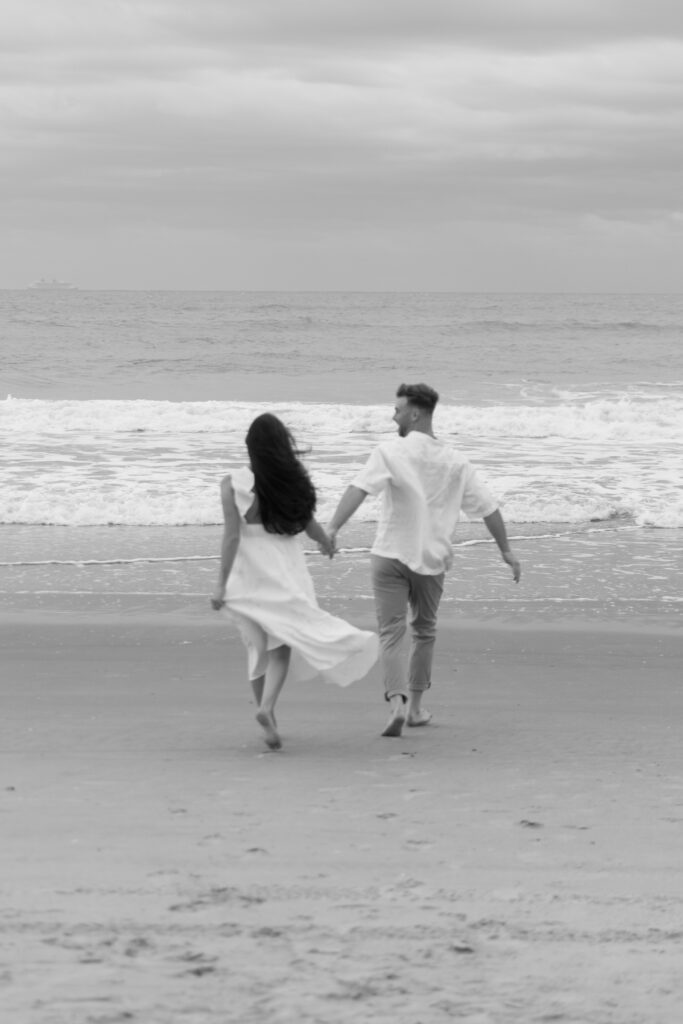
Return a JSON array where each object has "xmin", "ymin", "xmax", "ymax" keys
[{"xmin": 255, "ymin": 709, "xmax": 281, "ymax": 750}]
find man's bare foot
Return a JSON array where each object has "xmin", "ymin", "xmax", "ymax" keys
[
  {"xmin": 255, "ymin": 710, "xmax": 281, "ymax": 750},
  {"xmin": 381, "ymin": 702, "xmax": 406, "ymax": 737},
  {"xmin": 407, "ymin": 708, "xmax": 432, "ymax": 727}
]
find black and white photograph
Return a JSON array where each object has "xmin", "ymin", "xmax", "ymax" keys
[{"xmin": 2, "ymin": 2, "xmax": 682, "ymax": 1021}]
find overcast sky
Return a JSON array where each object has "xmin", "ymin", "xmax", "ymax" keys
[{"xmin": 2, "ymin": 0, "xmax": 682, "ymax": 290}]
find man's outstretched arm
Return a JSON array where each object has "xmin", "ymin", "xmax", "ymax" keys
[
  {"xmin": 328, "ymin": 485, "xmax": 368, "ymax": 539},
  {"xmin": 483, "ymin": 508, "xmax": 521, "ymax": 582}
]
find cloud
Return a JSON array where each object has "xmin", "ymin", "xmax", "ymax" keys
[
  {"xmin": 134, "ymin": 0, "xmax": 683, "ymax": 52},
  {"xmin": 1, "ymin": 0, "xmax": 683, "ymax": 287}
]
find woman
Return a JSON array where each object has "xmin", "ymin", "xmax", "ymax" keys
[{"xmin": 211, "ymin": 413, "xmax": 378, "ymax": 750}]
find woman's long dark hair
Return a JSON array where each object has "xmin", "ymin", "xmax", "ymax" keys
[{"xmin": 246, "ymin": 413, "xmax": 316, "ymax": 535}]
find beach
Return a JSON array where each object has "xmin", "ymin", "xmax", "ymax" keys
[
  {"xmin": 2, "ymin": 288, "xmax": 682, "ymax": 1021},
  {"xmin": 3, "ymin": 582, "xmax": 683, "ymax": 1023}
]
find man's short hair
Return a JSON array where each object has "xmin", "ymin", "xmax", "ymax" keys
[{"xmin": 396, "ymin": 382, "xmax": 439, "ymax": 413}]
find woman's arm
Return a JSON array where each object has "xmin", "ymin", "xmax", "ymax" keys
[
  {"xmin": 211, "ymin": 476, "xmax": 242, "ymax": 609},
  {"xmin": 305, "ymin": 516, "xmax": 335, "ymax": 558}
]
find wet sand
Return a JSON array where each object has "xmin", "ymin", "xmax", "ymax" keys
[{"xmin": 2, "ymin": 606, "xmax": 683, "ymax": 1023}]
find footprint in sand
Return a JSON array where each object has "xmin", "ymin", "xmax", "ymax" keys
[
  {"xmin": 169, "ymin": 887, "xmax": 265, "ymax": 912},
  {"xmin": 177, "ymin": 950, "xmax": 219, "ymax": 978},
  {"xmin": 86, "ymin": 1013, "xmax": 134, "ymax": 1023},
  {"xmin": 123, "ymin": 937, "xmax": 153, "ymax": 958},
  {"xmin": 198, "ymin": 833, "xmax": 224, "ymax": 847}
]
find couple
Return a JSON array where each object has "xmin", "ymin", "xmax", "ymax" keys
[{"xmin": 211, "ymin": 383, "xmax": 521, "ymax": 750}]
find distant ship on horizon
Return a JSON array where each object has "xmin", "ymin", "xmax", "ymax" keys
[{"xmin": 27, "ymin": 277, "xmax": 78, "ymax": 290}]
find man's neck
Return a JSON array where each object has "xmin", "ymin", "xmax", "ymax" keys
[{"xmin": 407, "ymin": 421, "xmax": 435, "ymax": 438}]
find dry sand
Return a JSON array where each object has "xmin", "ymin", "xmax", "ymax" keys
[{"xmin": 2, "ymin": 605, "xmax": 683, "ymax": 1023}]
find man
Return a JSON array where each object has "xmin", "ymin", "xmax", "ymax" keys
[{"xmin": 327, "ymin": 382, "xmax": 521, "ymax": 737}]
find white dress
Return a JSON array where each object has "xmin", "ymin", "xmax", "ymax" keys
[{"xmin": 223, "ymin": 467, "xmax": 378, "ymax": 687}]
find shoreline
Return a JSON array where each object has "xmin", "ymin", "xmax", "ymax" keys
[{"xmin": 2, "ymin": 521, "xmax": 682, "ymax": 632}]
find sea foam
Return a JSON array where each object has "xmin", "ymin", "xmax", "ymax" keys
[{"xmin": 1, "ymin": 396, "xmax": 681, "ymax": 528}]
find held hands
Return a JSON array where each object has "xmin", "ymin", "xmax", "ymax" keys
[
  {"xmin": 502, "ymin": 550, "xmax": 522, "ymax": 583},
  {"xmin": 318, "ymin": 528, "xmax": 337, "ymax": 559}
]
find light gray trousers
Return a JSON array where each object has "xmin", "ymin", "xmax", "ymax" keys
[{"xmin": 371, "ymin": 555, "xmax": 445, "ymax": 701}]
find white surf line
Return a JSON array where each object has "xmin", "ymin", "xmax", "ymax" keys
[
  {"xmin": 3, "ymin": 591, "xmax": 681, "ymax": 603},
  {"xmin": 0, "ymin": 555, "xmax": 218, "ymax": 567},
  {"xmin": 0, "ymin": 526, "xmax": 644, "ymax": 568},
  {"xmin": 458, "ymin": 523, "xmax": 642, "ymax": 547},
  {"xmin": 0, "ymin": 523, "xmax": 645, "ymax": 569}
]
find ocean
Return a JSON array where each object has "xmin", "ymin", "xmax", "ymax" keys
[{"xmin": 1, "ymin": 290, "xmax": 682, "ymax": 623}]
